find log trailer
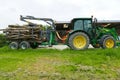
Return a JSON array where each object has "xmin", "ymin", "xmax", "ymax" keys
[{"xmin": 2, "ymin": 15, "xmax": 120, "ymax": 50}]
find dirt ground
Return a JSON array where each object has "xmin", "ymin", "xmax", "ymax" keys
[{"xmin": 40, "ymin": 45, "xmax": 93, "ymax": 50}]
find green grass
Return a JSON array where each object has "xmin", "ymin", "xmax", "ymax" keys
[{"xmin": 0, "ymin": 47, "xmax": 120, "ymax": 80}]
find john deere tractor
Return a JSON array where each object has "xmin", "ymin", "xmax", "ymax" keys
[
  {"xmin": 4, "ymin": 16, "xmax": 120, "ymax": 50},
  {"xmin": 67, "ymin": 17, "xmax": 120, "ymax": 50}
]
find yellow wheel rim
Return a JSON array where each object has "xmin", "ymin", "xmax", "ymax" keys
[
  {"xmin": 73, "ymin": 35, "xmax": 86, "ymax": 49},
  {"xmin": 105, "ymin": 39, "xmax": 114, "ymax": 48}
]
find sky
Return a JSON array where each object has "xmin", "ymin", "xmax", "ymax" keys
[{"xmin": 0, "ymin": 0, "xmax": 120, "ymax": 28}]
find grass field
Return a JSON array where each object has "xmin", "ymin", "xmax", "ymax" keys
[{"xmin": 0, "ymin": 47, "xmax": 120, "ymax": 80}]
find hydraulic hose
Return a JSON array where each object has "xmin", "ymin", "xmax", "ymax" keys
[{"xmin": 56, "ymin": 31, "xmax": 67, "ymax": 41}]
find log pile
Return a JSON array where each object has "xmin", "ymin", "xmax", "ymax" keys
[{"xmin": 3, "ymin": 25, "xmax": 42, "ymax": 40}]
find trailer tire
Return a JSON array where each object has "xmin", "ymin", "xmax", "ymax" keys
[
  {"xmin": 68, "ymin": 32, "xmax": 89, "ymax": 50},
  {"xmin": 19, "ymin": 41, "xmax": 30, "ymax": 49},
  {"xmin": 100, "ymin": 35, "xmax": 116, "ymax": 48},
  {"xmin": 9, "ymin": 42, "xmax": 19, "ymax": 49}
]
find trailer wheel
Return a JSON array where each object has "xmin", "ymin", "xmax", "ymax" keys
[
  {"xmin": 68, "ymin": 32, "xmax": 89, "ymax": 50},
  {"xmin": 9, "ymin": 42, "xmax": 19, "ymax": 49},
  {"xmin": 19, "ymin": 41, "xmax": 30, "ymax": 49},
  {"xmin": 100, "ymin": 36, "xmax": 116, "ymax": 48}
]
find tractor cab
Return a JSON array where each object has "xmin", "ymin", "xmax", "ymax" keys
[
  {"xmin": 70, "ymin": 18, "xmax": 94, "ymax": 39},
  {"xmin": 72, "ymin": 18, "xmax": 92, "ymax": 31}
]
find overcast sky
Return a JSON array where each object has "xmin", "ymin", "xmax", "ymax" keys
[{"xmin": 0, "ymin": 0, "xmax": 120, "ymax": 28}]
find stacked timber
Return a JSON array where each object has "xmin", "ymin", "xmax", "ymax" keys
[{"xmin": 3, "ymin": 25, "xmax": 42, "ymax": 40}]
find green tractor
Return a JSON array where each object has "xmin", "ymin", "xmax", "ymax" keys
[
  {"xmin": 67, "ymin": 17, "xmax": 120, "ymax": 50},
  {"xmin": 5, "ymin": 16, "xmax": 120, "ymax": 50}
]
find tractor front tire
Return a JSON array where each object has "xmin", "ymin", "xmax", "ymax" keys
[
  {"xmin": 19, "ymin": 41, "xmax": 30, "ymax": 49},
  {"xmin": 68, "ymin": 32, "xmax": 89, "ymax": 50},
  {"xmin": 9, "ymin": 42, "xmax": 19, "ymax": 49},
  {"xmin": 100, "ymin": 36, "xmax": 116, "ymax": 49}
]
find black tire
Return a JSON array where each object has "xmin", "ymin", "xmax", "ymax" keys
[
  {"xmin": 9, "ymin": 42, "xmax": 19, "ymax": 49},
  {"xmin": 100, "ymin": 35, "xmax": 116, "ymax": 49},
  {"xmin": 99, "ymin": 35, "xmax": 109, "ymax": 47},
  {"xmin": 30, "ymin": 43, "xmax": 38, "ymax": 49},
  {"xmin": 68, "ymin": 32, "xmax": 90, "ymax": 50},
  {"xmin": 19, "ymin": 41, "xmax": 30, "ymax": 49}
]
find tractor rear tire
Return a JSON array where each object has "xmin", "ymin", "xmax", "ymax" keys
[
  {"xmin": 68, "ymin": 32, "xmax": 89, "ymax": 50},
  {"xmin": 9, "ymin": 42, "xmax": 19, "ymax": 49},
  {"xmin": 100, "ymin": 35, "xmax": 116, "ymax": 49},
  {"xmin": 19, "ymin": 41, "xmax": 30, "ymax": 49}
]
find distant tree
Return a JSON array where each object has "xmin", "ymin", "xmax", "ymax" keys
[{"xmin": 0, "ymin": 34, "xmax": 7, "ymax": 47}]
